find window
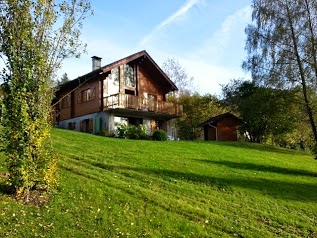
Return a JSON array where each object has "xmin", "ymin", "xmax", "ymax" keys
[
  {"xmin": 151, "ymin": 120, "xmax": 165, "ymax": 132},
  {"xmin": 125, "ymin": 89, "xmax": 135, "ymax": 95},
  {"xmin": 82, "ymin": 88, "xmax": 91, "ymax": 102},
  {"xmin": 81, "ymin": 87, "xmax": 96, "ymax": 102},
  {"xmin": 148, "ymin": 94, "xmax": 157, "ymax": 100},
  {"xmin": 124, "ymin": 64, "xmax": 135, "ymax": 88},
  {"xmin": 61, "ymin": 94, "xmax": 71, "ymax": 108},
  {"xmin": 107, "ymin": 68, "xmax": 119, "ymax": 96},
  {"xmin": 114, "ymin": 116, "xmax": 128, "ymax": 127},
  {"xmin": 68, "ymin": 122, "xmax": 76, "ymax": 130}
]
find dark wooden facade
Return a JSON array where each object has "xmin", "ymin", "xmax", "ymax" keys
[
  {"xmin": 53, "ymin": 51, "xmax": 182, "ymax": 134},
  {"xmin": 57, "ymin": 76, "xmax": 102, "ymax": 121},
  {"xmin": 199, "ymin": 113, "xmax": 243, "ymax": 141}
]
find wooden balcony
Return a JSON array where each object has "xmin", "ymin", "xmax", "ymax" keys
[{"xmin": 103, "ymin": 93, "xmax": 183, "ymax": 116}]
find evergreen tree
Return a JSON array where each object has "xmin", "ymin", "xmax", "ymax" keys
[{"xmin": 58, "ymin": 72, "xmax": 70, "ymax": 85}]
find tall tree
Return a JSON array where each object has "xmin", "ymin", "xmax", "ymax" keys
[
  {"xmin": 176, "ymin": 93, "xmax": 225, "ymax": 140},
  {"xmin": 162, "ymin": 58, "xmax": 195, "ymax": 95},
  {"xmin": 222, "ymin": 80, "xmax": 297, "ymax": 143},
  {"xmin": 243, "ymin": 0, "xmax": 317, "ymax": 156},
  {"xmin": 0, "ymin": 0, "xmax": 91, "ymax": 200}
]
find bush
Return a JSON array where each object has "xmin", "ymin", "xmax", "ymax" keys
[
  {"xmin": 152, "ymin": 130, "xmax": 168, "ymax": 141},
  {"xmin": 116, "ymin": 124, "xmax": 149, "ymax": 140}
]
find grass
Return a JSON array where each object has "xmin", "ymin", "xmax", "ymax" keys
[{"xmin": 0, "ymin": 128, "xmax": 317, "ymax": 237}]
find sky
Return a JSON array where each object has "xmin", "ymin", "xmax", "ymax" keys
[{"xmin": 60, "ymin": 0, "xmax": 253, "ymax": 95}]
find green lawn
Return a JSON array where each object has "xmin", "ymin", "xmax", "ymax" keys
[{"xmin": 0, "ymin": 128, "xmax": 317, "ymax": 237}]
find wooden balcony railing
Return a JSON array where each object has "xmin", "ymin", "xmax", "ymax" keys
[{"xmin": 104, "ymin": 93, "xmax": 183, "ymax": 116}]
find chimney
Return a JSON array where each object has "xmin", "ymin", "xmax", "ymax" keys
[{"xmin": 91, "ymin": 56, "xmax": 102, "ymax": 71}]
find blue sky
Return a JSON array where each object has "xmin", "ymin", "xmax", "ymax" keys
[{"xmin": 60, "ymin": 0, "xmax": 252, "ymax": 95}]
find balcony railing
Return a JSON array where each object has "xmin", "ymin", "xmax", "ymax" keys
[{"xmin": 104, "ymin": 93, "xmax": 183, "ymax": 116}]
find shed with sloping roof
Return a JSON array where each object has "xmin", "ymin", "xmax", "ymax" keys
[{"xmin": 198, "ymin": 112, "xmax": 243, "ymax": 141}]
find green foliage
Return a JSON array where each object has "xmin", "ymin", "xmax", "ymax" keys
[
  {"xmin": 152, "ymin": 129, "xmax": 168, "ymax": 141},
  {"xmin": 244, "ymin": 0, "xmax": 317, "ymax": 155},
  {"xmin": 222, "ymin": 80, "xmax": 297, "ymax": 143},
  {"xmin": 174, "ymin": 93, "xmax": 226, "ymax": 140},
  {"xmin": 0, "ymin": 0, "xmax": 91, "ymax": 199},
  {"xmin": 116, "ymin": 124, "xmax": 148, "ymax": 140}
]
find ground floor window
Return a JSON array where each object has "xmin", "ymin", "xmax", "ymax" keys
[
  {"xmin": 128, "ymin": 117, "xmax": 143, "ymax": 126},
  {"xmin": 150, "ymin": 119, "xmax": 167, "ymax": 132},
  {"xmin": 114, "ymin": 116, "xmax": 143, "ymax": 127},
  {"xmin": 68, "ymin": 122, "xmax": 76, "ymax": 130},
  {"xmin": 114, "ymin": 116, "xmax": 128, "ymax": 127},
  {"xmin": 80, "ymin": 118, "xmax": 93, "ymax": 133}
]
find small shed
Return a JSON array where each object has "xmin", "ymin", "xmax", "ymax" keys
[{"xmin": 198, "ymin": 112, "xmax": 243, "ymax": 141}]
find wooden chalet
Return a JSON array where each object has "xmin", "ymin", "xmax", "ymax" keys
[
  {"xmin": 198, "ymin": 112, "xmax": 243, "ymax": 141},
  {"xmin": 53, "ymin": 51, "xmax": 182, "ymax": 138}
]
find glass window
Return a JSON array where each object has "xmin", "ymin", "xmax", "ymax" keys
[
  {"xmin": 107, "ymin": 68, "xmax": 119, "ymax": 96},
  {"xmin": 61, "ymin": 94, "xmax": 71, "ymax": 108},
  {"xmin": 124, "ymin": 64, "xmax": 135, "ymax": 88},
  {"xmin": 82, "ymin": 88, "xmax": 95, "ymax": 102}
]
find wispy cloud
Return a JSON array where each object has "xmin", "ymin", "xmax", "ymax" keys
[
  {"xmin": 193, "ymin": 5, "xmax": 251, "ymax": 60},
  {"xmin": 140, "ymin": 0, "xmax": 204, "ymax": 46}
]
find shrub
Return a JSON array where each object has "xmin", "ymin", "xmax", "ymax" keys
[
  {"xmin": 116, "ymin": 124, "xmax": 149, "ymax": 140},
  {"xmin": 116, "ymin": 124, "xmax": 130, "ymax": 138},
  {"xmin": 152, "ymin": 130, "xmax": 168, "ymax": 141}
]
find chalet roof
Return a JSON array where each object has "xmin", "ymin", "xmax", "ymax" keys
[
  {"xmin": 197, "ymin": 112, "xmax": 243, "ymax": 127},
  {"xmin": 57, "ymin": 50, "xmax": 178, "ymax": 93}
]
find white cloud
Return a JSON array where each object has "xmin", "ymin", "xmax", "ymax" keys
[
  {"xmin": 163, "ymin": 5, "xmax": 252, "ymax": 95},
  {"xmin": 140, "ymin": 0, "xmax": 204, "ymax": 46}
]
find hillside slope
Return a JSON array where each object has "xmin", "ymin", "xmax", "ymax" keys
[{"xmin": 0, "ymin": 128, "xmax": 316, "ymax": 237}]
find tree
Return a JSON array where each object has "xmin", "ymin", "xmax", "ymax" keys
[
  {"xmin": 162, "ymin": 58, "xmax": 195, "ymax": 95},
  {"xmin": 243, "ymin": 0, "xmax": 317, "ymax": 156},
  {"xmin": 0, "ymin": 0, "xmax": 91, "ymax": 200},
  {"xmin": 222, "ymin": 79, "xmax": 297, "ymax": 143},
  {"xmin": 176, "ymin": 93, "xmax": 226, "ymax": 140},
  {"xmin": 58, "ymin": 72, "xmax": 70, "ymax": 85}
]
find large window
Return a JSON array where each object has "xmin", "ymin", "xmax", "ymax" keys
[
  {"xmin": 107, "ymin": 67, "xmax": 119, "ymax": 96},
  {"xmin": 124, "ymin": 64, "xmax": 135, "ymax": 88}
]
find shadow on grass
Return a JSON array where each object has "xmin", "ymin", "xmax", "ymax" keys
[
  {"xmin": 194, "ymin": 159, "xmax": 317, "ymax": 178},
  {"xmin": 0, "ymin": 181, "xmax": 14, "ymax": 195},
  {"xmin": 210, "ymin": 141, "xmax": 310, "ymax": 156},
  {"xmin": 87, "ymin": 161, "xmax": 317, "ymax": 202}
]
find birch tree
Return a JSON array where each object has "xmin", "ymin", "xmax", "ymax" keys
[
  {"xmin": 162, "ymin": 58, "xmax": 195, "ymax": 95},
  {"xmin": 243, "ymin": 0, "xmax": 317, "ymax": 157},
  {"xmin": 0, "ymin": 0, "xmax": 91, "ymax": 200}
]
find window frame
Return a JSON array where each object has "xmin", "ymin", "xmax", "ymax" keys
[{"xmin": 81, "ymin": 87, "xmax": 96, "ymax": 103}]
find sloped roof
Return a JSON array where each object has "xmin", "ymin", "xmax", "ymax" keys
[
  {"xmin": 57, "ymin": 50, "xmax": 178, "ymax": 93},
  {"xmin": 197, "ymin": 112, "xmax": 243, "ymax": 127}
]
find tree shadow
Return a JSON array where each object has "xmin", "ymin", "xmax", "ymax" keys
[
  {"xmin": 88, "ymin": 161, "xmax": 317, "ymax": 202},
  {"xmin": 0, "ymin": 181, "xmax": 14, "ymax": 195},
  {"xmin": 210, "ymin": 141, "xmax": 310, "ymax": 156},
  {"xmin": 194, "ymin": 159, "xmax": 317, "ymax": 178}
]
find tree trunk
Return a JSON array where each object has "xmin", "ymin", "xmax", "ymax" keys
[{"xmin": 286, "ymin": 3, "xmax": 317, "ymax": 157}]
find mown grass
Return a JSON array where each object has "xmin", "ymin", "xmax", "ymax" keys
[{"xmin": 0, "ymin": 128, "xmax": 317, "ymax": 237}]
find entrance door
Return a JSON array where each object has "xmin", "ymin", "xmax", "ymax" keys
[{"xmin": 207, "ymin": 126, "xmax": 217, "ymax": 140}]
